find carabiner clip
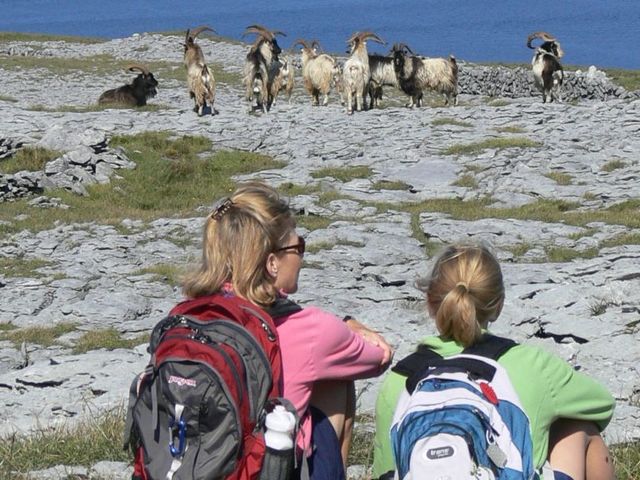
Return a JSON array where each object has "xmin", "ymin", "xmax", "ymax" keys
[{"xmin": 168, "ymin": 416, "xmax": 187, "ymax": 457}]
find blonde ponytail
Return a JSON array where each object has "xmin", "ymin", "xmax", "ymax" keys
[{"xmin": 420, "ymin": 245, "xmax": 504, "ymax": 348}]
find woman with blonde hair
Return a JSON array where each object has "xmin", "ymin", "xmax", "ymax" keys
[
  {"xmin": 181, "ymin": 182, "xmax": 393, "ymax": 480},
  {"xmin": 372, "ymin": 244, "xmax": 614, "ymax": 480}
]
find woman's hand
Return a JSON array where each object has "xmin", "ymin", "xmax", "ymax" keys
[{"xmin": 344, "ymin": 317, "xmax": 394, "ymax": 367}]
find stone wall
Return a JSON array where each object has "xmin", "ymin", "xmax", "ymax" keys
[
  {"xmin": 458, "ymin": 62, "xmax": 639, "ymax": 100},
  {"xmin": 0, "ymin": 131, "xmax": 135, "ymax": 202}
]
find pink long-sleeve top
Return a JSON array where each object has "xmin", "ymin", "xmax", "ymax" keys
[{"xmin": 273, "ymin": 305, "xmax": 386, "ymax": 453}]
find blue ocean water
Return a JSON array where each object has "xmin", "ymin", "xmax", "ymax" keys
[{"xmin": 0, "ymin": 0, "xmax": 638, "ymax": 69}]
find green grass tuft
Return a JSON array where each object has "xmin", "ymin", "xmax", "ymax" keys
[
  {"xmin": 545, "ymin": 171, "xmax": 573, "ymax": 186},
  {"xmin": 443, "ymin": 137, "xmax": 542, "ymax": 156},
  {"xmin": 1, "ymin": 323, "xmax": 77, "ymax": 348},
  {"xmin": 73, "ymin": 328, "xmax": 149, "ymax": 354},
  {"xmin": 0, "ymin": 132, "xmax": 286, "ymax": 239},
  {"xmin": 0, "ymin": 146, "xmax": 62, "ymax": 174},
  {"xmin": 432, "ymin": 118, "xmax": 473, "ymax": 128},
  {"xmin": 452, "ymin": 174, "xmax": 478, "ymax": 189},
  {"xmin": 601, "ymin": 159, "xmax": 627, "ymax": 172},
  {"xmin": 132, "ymin": 263, "xmax": 185, "ymax": 286},
  {"xmin": 310, "ymin": 165, "xmax": 373, "ymax": 183},
  {"xmin": 0, "ymin": 257, "xmax": 52, "ymax": 278}
]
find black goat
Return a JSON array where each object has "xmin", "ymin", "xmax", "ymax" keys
[{"xmin": 98, "ymin": 64, "xmax": 158, "ymax": 107}]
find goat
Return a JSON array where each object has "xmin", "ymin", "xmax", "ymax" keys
[
  {"xmin": 342, "ymin": 31, "xmax": 385, "ymax": 114},
  {"xmin": 391, "ymin": 43, "xmax": 458, "ymax": 107},
  {"xmin": 268, "ymin": 55, "xmax": 295, "ymax": 106},
  {"xmin": 184, "ymin": 26, "xmax": 217, "ymax": 116},
  {"xmin": 98, "ymin": 64, "xmax": 158, "ymax": 107},
  {"xmin": 527, "ymin": 31, "xmax": 564, "ymax": 103},
  {"xmin": 367, "ymin": 52, "xmax": 398, "ymax": 109},
  {"xmin": 242, "ymin": 24, "xmax": 285, "ymax": 113},
  {"xmin": 294, "ymin": 39, "xmax": 336, "ymax": 106}
]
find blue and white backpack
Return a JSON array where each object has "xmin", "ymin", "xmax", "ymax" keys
[{"xmin": 389, "ymin": 335, "xmax": 536, "ymax": 480}]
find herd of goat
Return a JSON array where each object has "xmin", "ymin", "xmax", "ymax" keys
[{"xmin": 97, "ymin": 26, "xmax": 565, "ymax": 114}]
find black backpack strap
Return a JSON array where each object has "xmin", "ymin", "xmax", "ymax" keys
[
  {"xmin": 264, "ymin": 297, "xmax": 303, "ymax": 319},
  {"xmin": 392, "ymin": 345, "xmax": 444, "ymax": 394},
  {"xmin": 462, "ymin": 334, "xmax": 518, "ymax": 360}
]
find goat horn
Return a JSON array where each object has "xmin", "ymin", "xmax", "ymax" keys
[
  {"xmin": 347, "ymin": 31, "xmax": 360, "ymax": 44},
  {"xmin": 126, "ymin": 63, "xmax": 149, "ymax": 75},
  {"xmin": 272, "ymin": 30, "xmax": 287, "ymax": 37},
  {"xmin": 190, "ymin": 26, "xmax": 215, "ymax": 40},
  {"xmin": 294, "ymin": 39, "xmax": 310, "ymax": 50},
  {"xmin": 243, "ymin": 24, "xmax": 273, "ymax": 41},
  {"xmin": 359, "ymin": 31, "xmax": 385, "ymax": 45},
  {"xmin": 526, "ymin": 31, "xmax": 556, "ymax": 49}
]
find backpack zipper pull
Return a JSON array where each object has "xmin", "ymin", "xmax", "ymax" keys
[{"xmin": 260, "ymin": 319, "xmax": 276, "ymax": 341}]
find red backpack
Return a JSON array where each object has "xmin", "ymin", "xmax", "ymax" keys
[{"xmin": 124, "ymin": 293, "xmax": 296, "ymax": 480}]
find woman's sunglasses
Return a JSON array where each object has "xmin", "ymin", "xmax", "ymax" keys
[{"xmin": 275, "ymin": 236, "xmax": 305, "ymax": 255}]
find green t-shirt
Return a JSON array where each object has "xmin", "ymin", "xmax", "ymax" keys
[{"xmin": 372, "ymin": 335, "xmax": 615, "ymax": 478}]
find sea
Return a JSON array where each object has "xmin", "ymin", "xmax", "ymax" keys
[{"xmin": 0, "ymin": 0, "xmax": 638, "ymax": 69}]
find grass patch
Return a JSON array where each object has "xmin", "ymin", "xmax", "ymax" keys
[
  {"xmin": 347, "ymin": 414, "xmax": 375, "ymax": 469},
  {"xmin": 487, "ymin": 98, "xmax": 511, "ymax": 107},
  {"xmin": 452, "ymin": 174, "xmax": 478, "ymax": 189},
  {"xmin": 278, "ymin": 182, "xmax": 320, "ymax": 198},
  {"xmin": 603, "ymin": 68, "xmax": 640, "ymax": 92},
  {"xmin": 600, "ymin": 232, "xmax": 640, "ymax": 248},
  {"xmin": 0, "ymin": 146, "xmax": 61, "ymax": 174},
  {"xmin": 372, "ymin": 180, "xmax": 411, "ymax": 191},
  {"xmin": 27, "ymin": 103, "xmax": 167, "ymax": 113},
  {"xmin": 443, "ymin": 137, "xmax": 542, "ymax": 156},
  {"xmin": 133, "ymin": 263, "xmax": 184, "ymax": 286},
  {"xmin": 296, "ymin": 215, "xmax": 334, "ymax": 231},
  {"xmin": 73, "ymin": 328, "xmax": 149, "ymax": 354},
  {"xmin": 602, "ymin": 159, "xmax": 627, "ymax": 172},
  {"xmin": 506, "ymin": 243, "xmax": 532, "ymax": 258},
  {"xmin": 494, "ymin": 125, "xmax": 526, "ymax": 134},
  {"xmin": 1, "ymin": 323, "xmax": 77, "ymax": 348},
  {"xmin": 590, "ymin": 298, "xmax": 616, "ymax": 316},
  {"xmin": 545, "ymin": 171, "xmax": 573, "ymax": 186},
  {"xmin": 310, "ymin": 165, "xmax": 373, "ymax": 183},
  {"xmin": 372, "ymin": 197, "xmax": 640, "ymax": 231},
  {"xmin": 432, "ymin": 118, "xmax": 473, "ymax": 128},
  {"xmin": 545, "ymin": 246, "xmax": 599, "ymax": 262},
  {"xmin": 0, "ymin": 257, "xmax": 51, "ymax": 278},
  {"xmin": 0, "ymin": 32, "xmax": 104, "ymax": 44},
  {"xmin": 612, "ymin": 441, "xmax": 640, "ymax": 480},
  {"xmin": 306, "ymin": 238, "xmax": 367, "ymax": 254},
  {"xmin": 0, "ymin": 407, "xmax": 129, "ymax": 478},
  {"xmin": 0, "ymin": 94, "xmax": 18, "ymax": 103},
  {"xmin": 0, "ymin": 322, "xmax": 18, "ymax": 333},
  {"xmin": 0, "ymin": 131, "xmax": 286, "ymax": 238}
]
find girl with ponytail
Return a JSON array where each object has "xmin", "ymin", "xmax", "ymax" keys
[{"xmin": 373, "ymin": 244, "xmax": 615, "ymax": 480}]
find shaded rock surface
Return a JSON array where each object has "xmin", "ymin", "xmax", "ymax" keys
[{"xmin": 1, "ymin": 33, "xmax": 639, "ymax": 478}]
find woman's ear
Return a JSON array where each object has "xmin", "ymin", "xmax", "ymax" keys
[{"xmin": 265, "ymin": 252, "xmax": 279, "ymax": 278}]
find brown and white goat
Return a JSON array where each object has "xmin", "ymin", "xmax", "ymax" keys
[
  {"xmin": 98, "ymin": 64, "xmax": 158, "ymax": 107},
  {"xmin": 243, "ymin": 25, "xmax": 285, "ymax": 113},
  {"xmin": 295, "ymin": 39, "xmax": 336, "ymax": 106},
  {"xmin": 268, "ymin": 55, "xmax": 295, "ymax": 106},
  {"xmin": 184, "ymin": 26, "xmax": 217, "ymax": 115},
  {"xmin": 391, "ymin": 43, "xmax": 458, "ymax": 107},
  {"xmin": 527, "ymin": 31, "xmax": 564, "ymax": 103},
  {"xmin": 342, "ymin": 31, "xmax": 385, "ymax": 114}
]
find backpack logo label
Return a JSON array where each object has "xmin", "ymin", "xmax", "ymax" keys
[
  {"xmin": 168, "ymin": 375, "xmax": 197, "ymax": 388},
  {"xmin": 426, "ymin": 446, "xmax": 454, "ymax": 459}
]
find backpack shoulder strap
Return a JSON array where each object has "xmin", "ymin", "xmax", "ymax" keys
[
  {"xmin": 264, "ymin": 297, "xmax": 303, "ymax": 319},
  {"xmin": 461, "ymin": 334, "xmax": 518, "ymax": 360},
  {"xmin": 391, "ymin": 344, "xmax": 444, "ymax": 393}
]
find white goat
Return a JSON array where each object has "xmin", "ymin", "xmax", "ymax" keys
[
  {"xmin": 183, "ymin": 26, "xmax": 216, "ymax": 116},
  {"xmin": 295, "ymin": 39, "xmax": 336, "ymax": 106},
  {"xmin": 243, "ymin": 24, "xmax": 285, "ymax": 113},
  {"xmin": 392, "ymin": 43, "xmax": 458, "ymax": 107},
  {"xmin": 527, "ymin": 31, "xmax": 564, "ymax": 103},
  {"xmin": 342, "ymin": 31, "xmax": 385, "ymax": 114}
]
